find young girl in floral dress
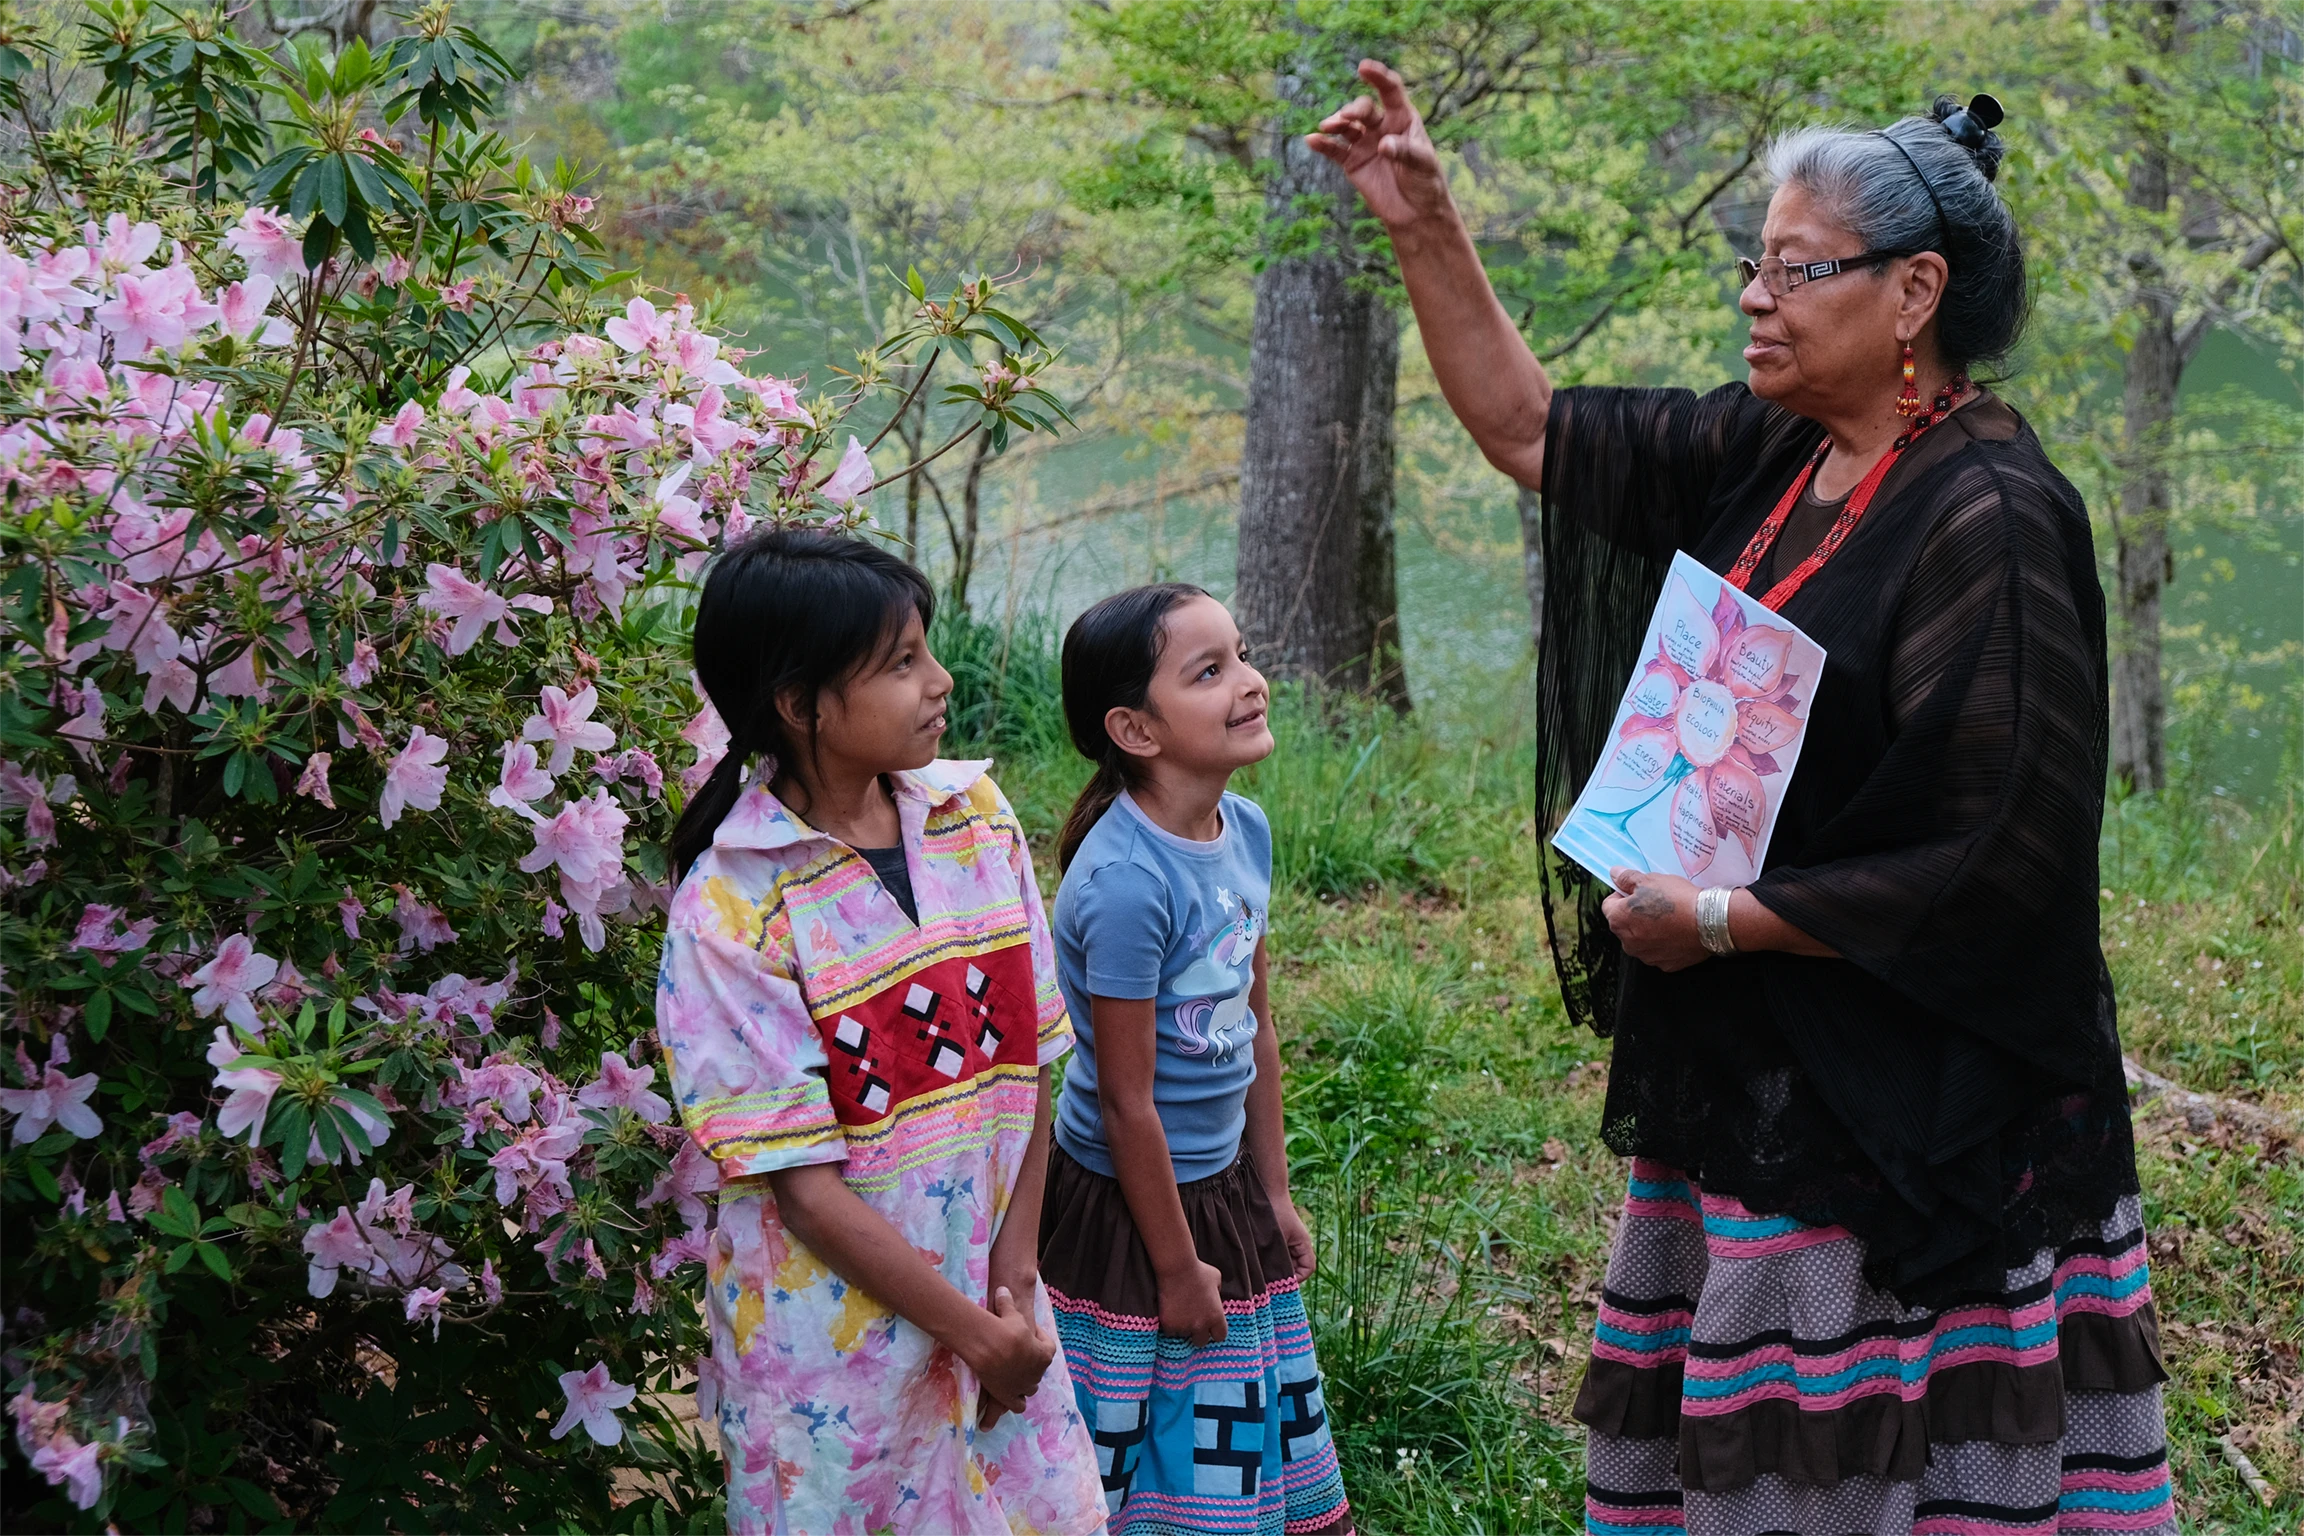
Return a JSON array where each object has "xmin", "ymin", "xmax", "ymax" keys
[
  {"xmin": 657, "ymin": 529, "xmax": 1106, "ymax": 1536},
  {"xmin": 1038, "ymin": 585, "xmax": 1351, "ymax": 1536}
]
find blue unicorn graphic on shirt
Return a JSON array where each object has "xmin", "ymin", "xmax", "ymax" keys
[{"xmin": 1172, "ymin": 891, "xmax": 1262, "ymax": 1061}]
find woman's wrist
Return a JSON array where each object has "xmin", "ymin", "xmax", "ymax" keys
[{"xmin": 1695, "ymin": 885, "xmax": 1739, "ymax": 956}]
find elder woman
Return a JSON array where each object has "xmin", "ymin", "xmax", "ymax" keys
[{"xmin": 1313, "ymin": 64, "xmax": 2173, "ymax": 1536}]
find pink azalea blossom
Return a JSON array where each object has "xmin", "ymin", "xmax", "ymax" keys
[
  {"xmin": 0, "ymin": 1066, "xmax": 102, "ymax": 1144},
  {"xmin": 436, "ymin": 277, "xmax": 479, "ymax": 313},
  {"xmin": 480, "ymin": 1256, "xmax": 503, "ymax": 1305},
  {"xmin": 377, "ymin": 727, "xmax": 450, "ymax": 828},
  {"xmin": 487, "ymin": 1114, "xmax": 584, "ymax": 1206},
  {"xmin": 294, "ymin": 750, "xmax": 334, "ymax": 807},
  {"xmin": 185, "ymin": 935, "xmax": 279, "ymax": 1031},
  {"xmin": 343, "ymin": 638, "xmax": 379, "ymax": 686},
  {"xmin": 521, "ymin": 684, "xmax": 616, "ymax": 775},
  {"xmin": 217, "ymin": 274, "xmax": 291, "ymax": 344},
  {"xmin": 594, "ymin": 748, "xmax": 664, "ymax": 799},
  {"xmin": 93, "ymin": 263, "xmax": 216, "ymax": 358},
  {"xmin": 750, "ymin": 374, "xmax": 809, "ymax": 423},
  {"xmin": 405, "ymin": 1285, "xmax": 449, "ymax": 1337},
  {"xmin": 302, "ymin": 1207, "xmax": 373, "ymax": 1297},
  {"xmin": 91, "ymin": 212, "xmax": 162, "ymax": 272},
  {"xmin": 421, "ymin": 568, "xmax": 520, "ymax": 658},
  {"xmin": 368, "ymin": 399, "xmax": 426, "ymax": 449},
  {"xmin": 678, "ymin": 700, "xmax": 731, "ymax": 793},
  {"xmin": 550, "ymin": 1362, "xmax": 636, "ymax": 1446},
  {"xmin": 519, "ymin": 787, "xmax": 629, "ymax": 890},
  {"xmin": 488, "ymin": 740, "xmax": 555, "ymax": 815},
  {"xmin": 0, "ymin": 759, "xmax": 71, "ymax": 845},
  {"xmin": 377, "ymin": 254, "xmax": 414, "ymax": 286},
  {"xmin": 338, "ymin": 888, "xmax": 366, "ymax": 940},
  {"xmin": 55, "ymin": 677, "xmax": 106, "ymax": 755},
  {"xmin": 389, "ymin": 886, "xmax": 458, "ymax": 953},
  {"xmin": 435, "ymin": 364, "xmax": 482, "ymax": 414},
  {"xmin": 98, "ymin": 578, "xmax": 180, "ymax": 673},
  {"xmin": 357, "ymin": 1177, "xmax": 418, "ymax": 1236},
  {"xmin": 30, "ymin": 1434, "xmax": 103, "ymax": 1510},
  {"xmin": 11, "ymin": 1389, "xmax": 72, "ymax": 1457},
  {"xmin": 603, "ymin": 295, "xmax": 669, "ymax": 355},
  {"xmin": 639, "ymin": 1137, "xmax": 722, "ymax": 1232},
  {"xmin": 70, "ymin": 903, "xmax": 153, "ymax": 960},
  {"xmin": 650, "ymin": 1229, "xmax": 712, "ymax": 1277},
  {"xmin": 140, "ymin": 1110, "xmax": 203, "ymax": 1165},
  {"xmin": 208, "ymin": 1028, "xmax": 282, "ymax": 1145},
  {"xmin": 819, "ymin": 434, "xmax": 875, "ymax": 505},
  {"xmin": 663, "ymin": 383, "xmax": 741, "ymax": 462},
  {"xmin": 225, "ymin": 206, "xmax": 307, "ymax": 282},
  {"xmin": 576, "ymin": 1049, "xmax": 671, "ymax": 1124}
]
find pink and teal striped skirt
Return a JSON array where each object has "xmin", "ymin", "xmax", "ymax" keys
[
  {"xmin": 1577, "ymin": 1160, "xmax": 2175, "ymax": 1536},
  {"xmin": 1038, "ymin": 1145, "xmax": 1352, "ymax": 1536}
]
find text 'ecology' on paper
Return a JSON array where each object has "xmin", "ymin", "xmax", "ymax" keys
[{"xmin": 1552, "ymin": 551, "xmax": 1825, "ymax": 890}]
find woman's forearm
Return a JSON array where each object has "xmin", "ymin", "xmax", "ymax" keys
[
  {"xmin": 1388, "ymin": 206, "xmax": 1552, "ymax": 487},
  {"xmin": 1730, "ymin": 888, "xmax": 1838, "ymax": 957}
]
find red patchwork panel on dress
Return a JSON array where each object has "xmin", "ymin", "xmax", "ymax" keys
[{"xmin": 813, "ymin": 942, "xmax": 1040, "ymax": 1123}]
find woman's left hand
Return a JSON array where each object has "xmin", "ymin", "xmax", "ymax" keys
[{"xmin": 1603, "ymin": 868, "xmax": 1711, "ymax": 972}]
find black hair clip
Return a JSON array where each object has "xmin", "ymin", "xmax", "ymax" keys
[{"xmin": 1940, "ymin": 93, "xmax": 2004, "ymax": 151}]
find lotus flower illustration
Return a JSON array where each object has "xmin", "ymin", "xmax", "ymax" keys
[{"xmin": 1592, "ymin": 574, "xmax": 1805, "ymax": 877}]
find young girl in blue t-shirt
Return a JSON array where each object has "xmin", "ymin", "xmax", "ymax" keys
[{"xmin": 1039, "ymin": 584, "xmax": 1351, "ymax": 1536}]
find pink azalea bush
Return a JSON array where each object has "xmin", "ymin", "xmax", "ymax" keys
[{"xmin": 0, "ymin": 7, "xmax": 1063, "ymax": 1529}]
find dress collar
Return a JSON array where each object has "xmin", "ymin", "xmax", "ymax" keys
[{"xmin": 709, "ymin": 757, "xmax": 993, "ymax": 853}]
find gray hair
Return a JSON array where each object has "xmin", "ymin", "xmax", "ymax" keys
[{"xmin": 1765, "ymin": 96, "xmax": 2028, "ymax": 373}]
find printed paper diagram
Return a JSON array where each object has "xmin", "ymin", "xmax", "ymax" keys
[{"xmin": 1552, "ymin": 551, "xmax": 1825, "ymax": 889}]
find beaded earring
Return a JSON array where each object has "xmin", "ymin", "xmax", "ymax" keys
[{"xmin": 1896, "ymin": 341, "xmax": 1923, "ymax": 417}]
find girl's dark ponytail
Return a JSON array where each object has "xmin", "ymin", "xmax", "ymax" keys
[
  {"xmin": 1055, "ymin": 759, "xmax": 1130, "ymax": 874},
  {"xmin": 668, "ymin": 742, "xmax": 751, "ymax": 888},
  {"xmin": 670, "ymin": 528, "xmax": 934, "ymax": 884},
  {"xmin": 1055, "ymin": 583, "xmax": 1207, "ymax": 872}
]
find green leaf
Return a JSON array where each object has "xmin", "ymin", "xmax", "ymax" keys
[
  {"xmin": 194, "ymin": 1241, "xmax": 234, "ymax": 1283},
  {"xmin": 24, "ymin": 1158, "xmax": 58, "ymax": 1202},
  {"xmin": 85, "ymin": 988, "xmax": 112, "ymax": 1042},
  {"xmin": 311, "ymin": 1108, "xmax": 343, "ymax": 1164}
]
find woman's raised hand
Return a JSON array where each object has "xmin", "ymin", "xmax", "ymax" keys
[{"xmin": 1306, "ymin": 60, "xmax": 1450, "ymax": 230}]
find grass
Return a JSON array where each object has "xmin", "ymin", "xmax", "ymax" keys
[{"xmin": 940, "ymin": 610, "xmax": 2304, "ymax": 1535}]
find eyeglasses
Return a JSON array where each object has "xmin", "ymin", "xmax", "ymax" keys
[{"xmin": 1734, "ymin": 249, "xmax": 1912, "ymax": 298}]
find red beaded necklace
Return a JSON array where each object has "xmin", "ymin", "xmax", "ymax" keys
[{"xmin": 1727, "ymin": 375, "xmax": 1971, "ymax": 610}]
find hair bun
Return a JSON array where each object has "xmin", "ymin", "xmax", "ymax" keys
[{"xmin": 1931, "ymin": 92, "xmax": 2007, "ymax": 181}]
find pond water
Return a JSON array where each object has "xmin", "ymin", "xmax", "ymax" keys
[{"xmin": 929, "ymin": 331, "xmax": 2299, "ymax": 800}]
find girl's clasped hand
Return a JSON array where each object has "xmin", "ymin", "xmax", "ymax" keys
[{"xmin": 654, "ymin": 537, "xmax": 1351, "ymax": 1535}]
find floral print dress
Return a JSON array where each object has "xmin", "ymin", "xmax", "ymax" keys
[{"xmin": 657, "ymin": 760, "xmax": 1108, "ymax": 1536}]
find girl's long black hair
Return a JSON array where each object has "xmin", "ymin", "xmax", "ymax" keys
[
  {"xmin": 670, "ymin": 528, "xmax": 934, "ymax": 883},
  {"xmin": 1055, "ymin": 583, "xmax": 1207, "ymax": 872}
]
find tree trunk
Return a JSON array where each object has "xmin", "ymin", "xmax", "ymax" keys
[
  {"xmin": 1355, "ymin": 301, "xmax": 1410, "ymax": 711},
  {"xmin": 1517, "ymin": 480, "xmax": 1544, "ymax": 654},
  {"xmin": 1235, "ymin": 63, "xmax": 1404, "ymax": 700},
  {"xmin": 948, "ymin": 431, "xmax": 994, "ymax": 615},
  {"xmin": 2111, "ymin": 21, "xmax": 2182, "ymax": 793}
]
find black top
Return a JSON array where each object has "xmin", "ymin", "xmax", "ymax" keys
[
  {"xmin": 855, "ymin": 845, "xmax": 919, "ymax": 926},
  {"xmin": 1535, "ymin": 382, "xmax": 2136, "ymax": 1305}
]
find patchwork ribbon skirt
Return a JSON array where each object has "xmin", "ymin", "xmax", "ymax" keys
[
  {"xmin": 1039, "ymin": 1146, "xmax": 1352, "ymax": 1536},
  {"xmin": 1577, "ymin": 1161, "xmax": 2175, "ymax": 1536}
]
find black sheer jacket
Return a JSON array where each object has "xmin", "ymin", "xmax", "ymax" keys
[{"xmin": 1535, "ymin": 383, "xmax": 2138, "ymax": 1306}]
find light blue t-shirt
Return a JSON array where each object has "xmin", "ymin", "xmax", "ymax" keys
[{"xmin": 1052, "ymin": 790, "xmax": 1271, "ymax": 1183}]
